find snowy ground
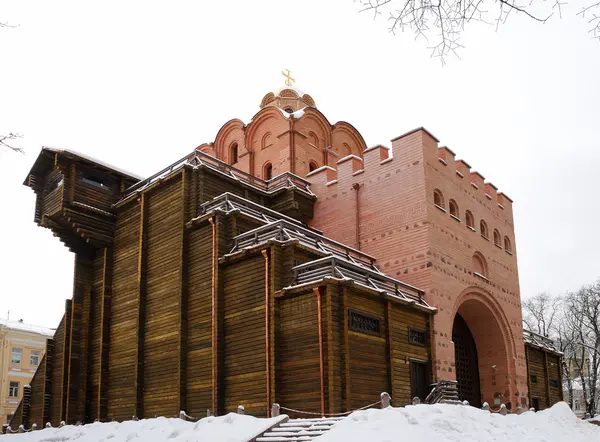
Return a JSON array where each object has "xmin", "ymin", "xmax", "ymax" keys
[
  {"xmin": 319, "ymin": 402, "xmax": 600, "ymax": 442},
  {"xmin": 4, "ymin": 402, "xmax": 599, "ymax": 442},
  {"xmin": 4, "ymin": 413, "xmax": 283, "ymax": 442}
]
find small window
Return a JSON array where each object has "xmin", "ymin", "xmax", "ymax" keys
[
  {"xmin": 263, "ymin": 162, "xmax": 273, "ymax": 180},
  {"xmin": 449, "ymin": 199, "xmax": 459, "ymax": 218},
  {"xmin": 575, "ymin": 400, "xmax": 580, "ymax": 410},
  {"xmin": 550, "ymin": 379, "xmax": 559, "ymax": 388},
  {"xmin": 473, "ymin": 252, "xmax": 488, "ymax": 278},
  {"xmin": 530, "ymin": 374, "xmax": 537, "ymax": 384},
  {"xmin": 230, "ymin": 142, "xmax": 238, "ymax": 164},
  {"xmin": 408, "ymin": 327, "xmax": 427, "ymax": 346},
  {"xmin": 81, "ymin": 176, "xmax": 109, "ymax": 190},
  {"xmin": 504, "ymin": 236, "xmax": 512, "ymax": 253},
  {"xmin": 348, "ymin": 310, "xmax": 381, "ymax": 336},
  {"xmin": 465, "ymin": 210, "xmax": 474, "ymax": 229},
  {"xmin": 11, "ymin": 348, "xmax": 22, "ymax": 364},
  {"xmin": 433, "ymin": 189, "xmax": 444, "ymax": 209},
  {"xmin": 493, "ymin": 229, "xmax": 501, "ymax": 247},
  {"xmin": 480, "ymin": 220, "xmax": 489, "ymax": 239},
  {"xmin": 284, "ymin": 107, "xmax": 294, "ymax": 113},
  {"xmin": 309, "ymin": 161, "xmax": 318, "ymax": 173},
  {"xmin": 9, "ymin": 382, "xmax": 19, "ymax": 397},
  {"xmin": 30, "ymin": 350, "xmax": 40, "ymax": 366}
]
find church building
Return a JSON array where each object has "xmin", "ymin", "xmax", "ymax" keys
[{"xmin": 7, "ymin": 83, "xmax": 563, "ymax": 429}]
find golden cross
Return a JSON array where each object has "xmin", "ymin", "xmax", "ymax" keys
[{"xmin": 282, "ymin": 69, "xmax": 295, "ymax": 87}]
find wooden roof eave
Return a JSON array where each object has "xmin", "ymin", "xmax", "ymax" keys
[
  {"xmin": 219, "ymin": 238, "xmax": 299, "ymax": 265},
  {"xmin": 279, "ymin": 278, "xmax": 436, "ymax": 314}
]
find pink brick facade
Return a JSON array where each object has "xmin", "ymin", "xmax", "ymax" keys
[{"xmin": 200, "ymin": 87, "xmax": 529, "ymax": 409}]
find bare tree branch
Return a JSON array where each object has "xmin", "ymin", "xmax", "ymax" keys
[{"xmin": 0, "ymin": 133, "xmax": 25, "ymax": 154}]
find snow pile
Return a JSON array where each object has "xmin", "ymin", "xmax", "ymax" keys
[
  {"xmin": 319, "ymin": 402, "xmax": 600, "ymax": 442},
  {"xmin": 7, "ymin": 413, "xmax": 282, "ymax": 442}
]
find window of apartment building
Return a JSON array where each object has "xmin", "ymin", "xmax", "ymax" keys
[
  {"xmin": 30, "ymin": 350, "xmax": 41, "ymax": 366},
  {"xmin": 11, "ymin": 348, "xmax": 22, "ymax": 364},
  {"xmin": 9, "ymin": 382, "xmax": 19, "ymax": 397}
]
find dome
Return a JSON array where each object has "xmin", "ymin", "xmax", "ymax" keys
[{"xmin": 260, "ymin": 87, "xmax": 316, "ymax": 112}]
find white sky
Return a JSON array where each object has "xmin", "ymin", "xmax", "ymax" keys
[{"xmin": 0, "ymin": 0, "xmax": 599, "ymax": 328}]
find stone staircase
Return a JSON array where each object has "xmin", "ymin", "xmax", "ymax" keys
[
  {"xmin": 425, "ymin": 380, "xmax": 462, "ymax": 405},
  {"xmin": 255, "ymin": 416, "xmax": 344, "ymax": 442}
]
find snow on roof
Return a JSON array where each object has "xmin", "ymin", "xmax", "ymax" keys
[
  {"xmin": 0, "ymin": 318, "xmax": 54, "ymax": 337},
  {"xmin": 43, "ymin": 147, "xmax": 144, "ymax": 181},
  {"xmin": 523, "ymin": 329, "xmax": 562, "ymax": 355},
  {"xmin": 274, "ymin": 85, "xmax": 306, "ymax": 97}
]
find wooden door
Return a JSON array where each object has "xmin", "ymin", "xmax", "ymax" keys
[{"xmin": 410, "ymin": 361, "xmax": 428, "ymax": 402}]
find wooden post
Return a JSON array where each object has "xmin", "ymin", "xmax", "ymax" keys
[
  {"xmin": 343, "ymin": 288, "xmax": 351, "ymax": 411},
  {"xmin": 543, "ymin": 351, "xmax": 551, "ymax": 409},
  {"xmin": 326, "ymin": 285, "xmax": 335, "ymax": 415},
  {"xmin": 208, "ymin": 216, "xmax": 217, "ymax": 415},
  {"xmin": 178, "ymin": 169, "xmax": 189, "ymax": 415},
  {"xmin": 385, "ymin": 300, "xmax": 394, "ymax": 400},
  {"xmin": 98, "ymin": 247, "xmax": 113, "ymax": 421},
  {"xmin": 261, "ymin": 249, "xmax": 271, "ymax": 416},
  {"xmin": 271, "ymin": 403, "xmax": 280, "ymax": 417},
  {"xmin": 22, "ymin": 384, "xmax": 32, "ymax": 429},
  {"xmin": 42, "ymin": 338, "xmax": 54, "ymax": 427},
  {"xmin": 381, "ymin": 392, "xmax": 390, "ymax": 408},
  {"xmin": 525, "ymin": 346, "xmax": 532, "ymax": 409},
  {"xmin": 313, "ymin": 287, "xmax": 326, "ymax": 417},
  {"xmin": 237, "ymin": 405, "xmax": 245, "ymax": 415},
  {"xmin": 134, "ymin": 194, "xmax": 148, "ymax": 419},
  {"xmin": 60, "ymin": 300, "xmax": 73, "ymax": 424}
]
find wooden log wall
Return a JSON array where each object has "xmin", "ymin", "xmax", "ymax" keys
[
  {"xmin": 26, "ymin": 354, "xmax": 47, "ymax": 426},
  {"xmin": 41, "ymin": 167, "xmax": 64, "ymax": 217},
  {"xmin": 108, "ymin": 203, "xmax": 141, "ymax": 421},
  {"xmin": 526, "ymin": 346, "xmax": 549, "ymax": 409},
  {"xmin": 73, "ymin": 164, "xmax": 121, "ymax": 211},
  {"xmin": 547, "ymin": 353, "xmax": 562, "ymax": 405},
  {"xmin": 51, "ymin": 302, "xmax": 71, "ymax": 425},
  {"xmin": 222, "ymin": 254, "xmax": 267, "ymax": 416}
]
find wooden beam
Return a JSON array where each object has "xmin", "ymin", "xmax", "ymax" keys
[
  {"xmin": 261, "ymin": 249, "xmax": 271, "ymax": 416},
  {"xmin": 543, "ymin": 351, "xmax": 551, "ymax": 409},
  {"xmin": 326, "ymin": 285, "xmax": 335, "ymax": 415},
  {"xmin": 313, "ymin": 286, "xmax": 325, "ymax": 417},
  {"xmin": 42, "ymin": 338, "xmax": 54, "ymax": 426},
  {"xmin": 385, "ymin": 300, "xmax": 393, "ymax": 400},
  {"xmin": 208, "ymin": 216, "xmax": 217, "ymax": 415},
  {"xmin": 525, "ymin": 346, "xmax": 532, "ymax": 409},
  {"xmin": 60, "ymin": 299, "xmax": 73, "ymax": 424},
  {"xmin": 98, "ymin": 247, "xmax": 113, "ymax": 421},
  {"xmin": 343, "ymin": 288, "xmax": 351, "ymax": 411},
  {"xmin": 178, "ymin": 169, "xmax": 189, "ymax": 414},
  {"xmin": 134, "ymin": 194, "xmax": 148, "ymax": 419}
]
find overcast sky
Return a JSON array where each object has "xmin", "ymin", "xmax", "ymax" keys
[{"xmin": 1, "ymin": 0, "xmax": 599, "ymax": 328}]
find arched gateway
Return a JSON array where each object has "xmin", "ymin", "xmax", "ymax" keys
[{"xmin": 452, "ymin": 314, "xmax": 481, "ymax": 407}]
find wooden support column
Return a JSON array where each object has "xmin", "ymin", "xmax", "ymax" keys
[
  {"xmin": 42, "ymin": 338, "xmax": 54, "ymax": 426},
  {"xmin": 178, "ymin": 170, "xmax": 189, "ymax": 414},
  {"xmin": 313, "ymin": 287, "xmax": 325, "ymax": 417},
  {"xmin": 208, "ymin": 216, "xmax": 218, "ymax": 415},
  {"xmin": 60, "ymin": 299, "xmax": 73, "ymax": 424},
  {"xmin": 261, "ymin": 250, "xmax": 271, "ymax": 416},
  {"xmin": 326, "ymin": 285, "xmax": 335, "ymax": 415},
  {"xmin": 525, "ymin": 346, "xmax": 532, "ymax": 408},
  {"xmin": 543, "ymin": 351, "xmax": 551, "ymax": 409},
  {"xmin": 385, "ymin": 300, "xmax": 394, "ymax": 399},
  {"xmin": 135, "ymin": 194, "xmax": 148, "ymax": 419},
  {"xmin": 97, "ymin": 247, "xmax": 113, "ymax": 421},
  {"xmin": 342, "ymin": 288, "xmax": 351, "ymax": 411}
]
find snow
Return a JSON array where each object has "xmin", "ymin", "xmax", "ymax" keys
[
  {"xmin": 7, "ymin": 413, "xmax": 284, "ymax": 442},
  {"xmin": 0, "ymin": 318, "xmax": 54, "ymax": 337},
  {"xmin": 318, "ymin": 402, "xmax": 600, "ymax": 442}
]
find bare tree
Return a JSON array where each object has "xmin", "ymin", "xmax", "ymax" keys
[
  {"xmin": 522, "ymin": 292, "xmax": 561, "ymax": 337},
  {"xmin": 357, "ymin": 0, "xmax": 600, "ymax": 61},
  {"xmin": 0, "ymin": 133, "xmax": 24, "ymax": 154}
]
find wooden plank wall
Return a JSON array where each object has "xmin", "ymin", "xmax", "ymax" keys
[
  {"xmin": 50, "ymin": 303, "xmax": 71, "ymax": 426},
  {"xmin": 143, "ymin": 177, "xmax": 184, "ymax": 418},
  {"xmin": 42, "ymin": 167, "xmax": 64, "ymax": 217},
  {"xmin": 222, "ymin": 255, "xmax": 266, "ymax": 416},
  {"xmin": 73, "ymin": 164, "xmax": 121, "ymax": 211},
  {"xmin": 547, "ymin": 353, "xmax": 562, "ymax": 405},
  {"xmin": 345, "ymin": 290, "xmax": 388, "ymax": 410},
  {"xmin": 526, "ymin": 346, "xmax": 549, "ymax": 409},
  {"xmin": 108, "ymin": 203, "xmax": 141, "ymax": 421},
  {"xmin": 325, "ymin": 285, "xmax": 343, "ymax": 414},
  {"xmin": 186, "ymin": 223, "xmax": 213, "ymax": 416},
  {"xmin": 26, "ymin": 354, "xmax": 47, "ymax": 426},
  {"xmin": 389, "ymin": 302, "xmax": 430, "ymax": 406}
]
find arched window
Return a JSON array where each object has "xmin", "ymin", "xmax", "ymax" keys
[
  {"xmin": 263, "ymin": 162, "xmax": 273, "ymax": 180},
  {"xmin": 473, "ymin": 252, "xmax": 488, "ymax": 278},
  {"xmin": 309, "ymin": 161, "xmax": 318, "ymax": 173},
  {"xmin": 449, "ymin": 199, "xmax": 459, "ymax": 218},
  {"xmin": 504, "ymin": 236, "xmax": 512, "ymax": 253},
  {"xmin": 308, "ymin": 132, "xmax": 319, "ymax": 148},
  {"xmin": 230, "ymin": 142, "xmax": 238, "ymax": 164},
  {"xmin": 433, "ymin": 189, "xmax": 445, "ymax": 209},
  {"xmin": 493, "ymin": 229, "xmax": 501, "ymax": 247},
  {"xmin": 480, "ymin": 220, "xmax": 489, "ymax": 239},
  {"xmin": 465, "ymin": 210, "xmax": 474, "ymax": 229},
  {"xmin": 284, "ymin": 107, "xmax": 294, "ymax": 113},
  {"xmin": 261, "ymin": 132, "xmax": 272, "ymax": 150}
]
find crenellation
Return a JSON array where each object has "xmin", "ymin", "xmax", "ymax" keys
[
  {"xmin": 470, "ymin": 171, "xmax": 485, "ymax": 190},
  {"xmin": 455, "ymin": 159, "xmax": 471, "ymax": 178},
  {"xmin": 438, "ymin": 146, "xmax": 456, "ymax": 166}
]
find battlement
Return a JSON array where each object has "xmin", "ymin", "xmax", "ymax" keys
[{"xmin": 307, "ymin": 127, "xmax": 513, "ymax": 218}]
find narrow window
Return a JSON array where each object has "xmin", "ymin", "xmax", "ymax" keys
[
  {"xmin": 465, "ymin": 210, "xmax": 474, "ymax": 229},
  {"xmin": 480, "ymin": 220, "xmax": 489, "ymax": 239},
  {"xmin": 308, "ymin": 132, "xmax": 319, "ymax": 148},
  {"xmin": 81, "ymin": 176, "xmax": 109, "ymax": 190},
  {"xmin": 493, "ymin": 229, "xmax": 501, "ymax": 247},
  {"xmin": 230, "ymin": 142, "xmax": 238, "ymax": 164},
  {"xmin": 348, "ymin": 310, "xmax": 381, "ymax": 336},
  {"xmin": 11, "ymin": 348, "xmax": 22, "ymax": 364},
  {"xmin": 9, "ymin": 382, "xmax": 19, "ymax": 398},
  {"xmin": 504, "ymin": 236, "xmax": 512, "ymax": 253},
  {"xmin": 30, "ymin": 350, "xmax": 40, "ymax": 366},
  {"xmin": 264, "ymin": 162, "xmax": 273, "ymax": 180},
  {"xmin": 530, "ymin": 374, "xmax": 537, "ymax": 384},
  {"xmin": 473, "ymin": 252, "xmax": 488, "ymax": 278},
  {"xmin": 408, "ymin": 327, "xmax": 426, "ymax": 346},
  {"xmin": 449, "ymin": 199, "xmax": 459, "ymax": 218},
  {"xmin": 433, "ymin": 189, "xmax": 444, "ymax": 209},
  {"xmin": 309, "ymin": 161, "xmax": 318, "ymax": 173}
]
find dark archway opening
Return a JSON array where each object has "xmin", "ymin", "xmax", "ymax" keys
[{"xmin": 452, "ymin": 313, "xmax": 482, "ymax": 407}]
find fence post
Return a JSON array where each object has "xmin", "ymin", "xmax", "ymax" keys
[
  {"xmin": 462, "ymin": 400, "xmax": 469, "ymax": 406},
  {"xmin": 31, "ymin": 423, "xmax": 37, "ymax": 431},
  {"xmin": 381, "ymin": 392, "xmax": 391, "ymax": 408},
  {"xmin": 529, "ymin": 407, "xmax": 535, "ymax": 412},
  {"xmin": 59, "ymin": 421, "xmax": 66, "ymax": 428},
  {"xmin": 2, "ymin": 424, "xmax": 7, "ymax": 434},
  {"xmin": 516, "ymin": 406, "xmax": 523, "ymax": 415},
  {"xmin": 499, "ymin": 404, "xmax": 508, "ymax": 416},
  {"xmin": 45, "ymin": 422, "xmax": 52, "ymax": 428},
  {"xmin": 18, "ymin": 425, "xmax": 25, "ymax": 433},
  {"xmin": 207, "ymin": 409, "xmax": 213, "ymax": 417},
  {"xmin": 412, "ymin": 397, "xmax": 420, "ymax": 405},
  {"xmin": 482, "ymin": 402, "xmax": 490, "ymax": 411},
  {"xmin": 237, "ymin": 405, "xmax": 245, "ymax": 415},
  {"xmin": 271, "ymin": 403, "xmax": 280, "ymax": 417}
]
